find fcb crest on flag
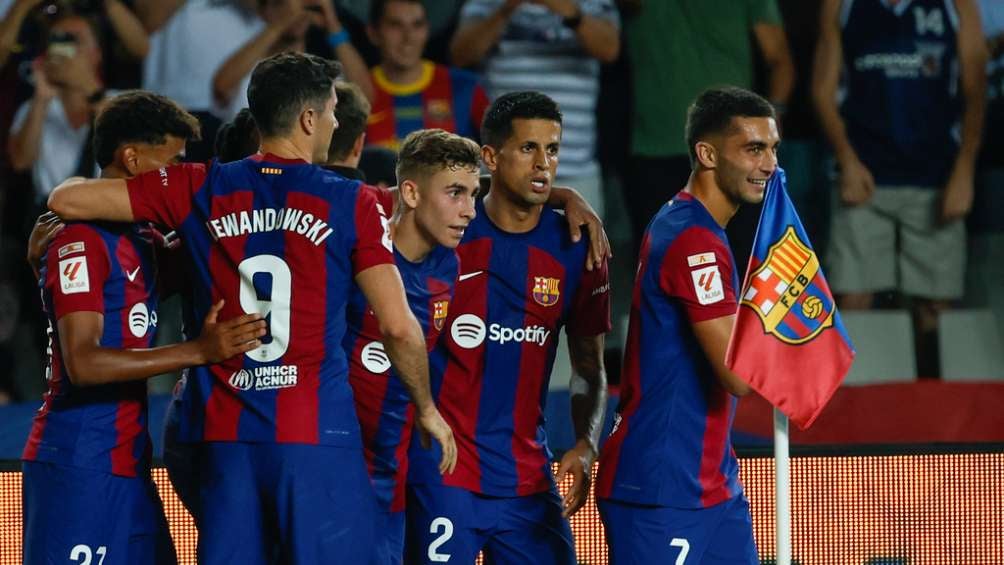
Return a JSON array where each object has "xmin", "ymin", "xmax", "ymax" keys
[
  {"xmin": 433, "ymin": 300, "xmax": 449, "ymax": 330},
  {"xmin": 532, "ymin": 276, "xmax": 561, "ymax": 307},
  {"xmin": 741, "ymin": 226, "xmax": 836, "ymax": 344},
  {"xmin": 726, "ymin": 167, "xmax": 854, "ymax": 429}
]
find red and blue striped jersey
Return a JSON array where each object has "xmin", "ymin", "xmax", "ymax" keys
[
  {"xmin": 23, "ymin": 222, "xmax": 159, "ymax": 477},
  {"xmin": 596, "ymin": 192, "xmax": 742, "ymax": 508},
  {"xmin": 366, "ymin": 60, "xmax": 490, "ymax": 150},
  {"xmin": 408, "ymin": 201, "xmax": 611, "ymax": 496},
  {"xmin": 344, "ymin": 238, "xmax": 458, "ymax": 513},
  {"xmin": 124, "ymin": 154, "xmax": 394, "ymax": 445}
]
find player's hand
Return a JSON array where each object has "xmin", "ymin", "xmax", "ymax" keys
[
  {"xmin": 556, "ymin": 185, "xmax": 611, "ymax": 271},
  {"xmin": 196, "ymin": 300, "xmax": 267, "ymax": 363},
  {"xmin": 555, "ymin": 439, "xmax": 595, "ymax": 518},
  {"xmin": 137, "ymin": 223, "xmax": 181, "ymax": 250},
  {"xmin": 940, "ymin": 163, "xmax": 974, "ymax": 223},
  {"xmin": 416, "ymin": 407, "xmax": 457, "ymax": 475},
  {"xmin": 27, "ymin": 212, "xmax": 64, "ymax": 275},
  {"xmin": 837, "ymin": 155, "xmax": 875, "ymax": 207}
]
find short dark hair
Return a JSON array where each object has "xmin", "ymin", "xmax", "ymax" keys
[
  {"xmin": 481, "ymin": 91, "xmax": 562, "ymax": 148},
  {"xmin": 327, "ymin": 81, "xmax": 371, "ymax": 163},
  {"xmin": 684, "ymin": 86, "xmax": 777, "ymax": 166},
  {"xmin": 92, "ymin": 90, "xmax": 201, "ymax": 168},
  {"xmin": 247, "ymin": 52, "xmax": 341, "ymax": 138},
  {"xmin": 395, "ymin": 129, "xmax": 481, "ymax": 183},
  {"xmin": 215, "ymin": 108, "xmax": 261, "ymax": 163},
  {"xmin": 369, "ymin": 0, "xmax": 424, "ymax": 24}
]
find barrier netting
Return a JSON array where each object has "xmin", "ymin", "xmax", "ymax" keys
[{"xmin": 2, "ymin": 450, "xmax": 1002, "ymax": 564}]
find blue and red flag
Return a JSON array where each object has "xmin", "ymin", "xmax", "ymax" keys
[{"xmin": 725, "ymin": 168, "xmax": 854, "ymax": 429}]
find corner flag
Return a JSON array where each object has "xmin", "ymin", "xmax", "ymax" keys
[{"xmin": 725, "ymin": 168, "xmax": 854, "ymax": 429}]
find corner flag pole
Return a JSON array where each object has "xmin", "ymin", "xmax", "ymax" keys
[{"xmin": 774, "ymin": 407, "xmax": 792, "ymax": 565}]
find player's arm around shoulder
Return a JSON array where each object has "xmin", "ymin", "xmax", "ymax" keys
[{"xmin": 48, "ymin": 177, "xmax": 134, "ymax": 222}]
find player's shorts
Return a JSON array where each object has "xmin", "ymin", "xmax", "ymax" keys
[
  {"xmin": 405, "ymin": 482, "xmax": 575, "ymax": 565},
  {"xmin": 826, "ymin": 186, "xmax": 965, "ymax": 299},
  {"xmin": 162, "ymin": 392, "xmax": 201, "ymax": 523},
  {"xmin": 196, "ymin": 442, "xmax": 378, "ymax": 565},
  {"xmin": 372, "ymin": 510, "xmax": 405, "ymax": 565},
  {"xmin": 597, "ymin": 495, "xmax": 758, "ymax": 565},
  {"xmin": 22, "ymin": 460, "xmax": 177, "ymax": 565}
]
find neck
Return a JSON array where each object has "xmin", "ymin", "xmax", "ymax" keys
[
  {"xmin": 100, "ymin": 164, "xmax": 127, "ymax": 179},
  {"xmin": 393, "ymin": 212, "xmax": 435, "ymax": 262},
  {"xmin": 260, "ymin": 136, "xmax": 312, "ymax": 163},
  {"xmin": 381, "ymin": 60, "xmax": 424, "ymax": 85},
  {"xmin": 686, "ymin": 169, "xmax": 739, "ymax": 228},
  {"xmin": 483, "ymin": 184, "xmax": 542, "ymax": 234},
  {"xmin": 330, "ymin": 156, "xmax": 361, "ymax": 169}
]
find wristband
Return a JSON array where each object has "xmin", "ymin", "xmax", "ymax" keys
[{"xmin": 327, "ymin": 29, "xmax": 350, "ymax": 49}]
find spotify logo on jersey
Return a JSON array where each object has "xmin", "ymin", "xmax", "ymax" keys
[
  {"xmin": 129, "ymin": 303, "xmax": 150, "ymax": 338},
  {"xmin": 361, "ymin": 341, "xmax": 391, "ymax": 374},
  {"xmin": 451, "ymin": 314, "xmax": 487, "ymax": 349}
]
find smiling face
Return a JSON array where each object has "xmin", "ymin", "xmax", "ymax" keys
[
  {"xmin": 712, "ymin": 116, "xmax": 780, "ymax": 206},
  {"xmin": 483, "ymin": 118, "xmax": 561, "ymax": 208},
  {"xmin": 371, "ymin": 0, "xmax": 429, "ymax": 74},
  {"xmin": 410, "ymin": 166, "xmax": 480, "ymax": 248}
]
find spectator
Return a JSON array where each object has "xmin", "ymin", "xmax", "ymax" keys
[
  {"xmin": 8, "ymin": 11, "xmax": 106, "ymax": 207},
  {"xmin": 450, "ymin": 0, "xmax": 620, "ymax": 217},
  {"xmin": 812, "ymin": 0, "xmax": 987, "ymax": 377},
  {"xmin": 617, "ymin": 0, "xmax": 792, "ymax": 261},
  {"xmin": 135, "ymin": 0, "xmax": 264, "ymax": 162},
  {"xmin": 212, "ymin": 0, "xmax": 373, "ymax": 122},
  {"xmin": 365, "ymin": 0, "xmax": 489, "ymax": 150}
]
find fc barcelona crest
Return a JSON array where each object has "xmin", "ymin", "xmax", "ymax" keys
[
  {"xmin": 740, "ymin": 227, "xmax": 835, "ymax": 345},
  {"xmin": 433, "ymin": 300, "xmax": 449, "ymax": 331},
  {"xmin": 532, "ymin": 276, "xmax": 561, "ymax": 307}
]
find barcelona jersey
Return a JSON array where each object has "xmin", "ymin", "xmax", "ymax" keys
[
  {"xmin": 596, "ymin": 192, "xmax": 743, "ymax": 508},
  {"xmin": 366, "ymin": 60, "xmax": 489, "ymax": 150},
  {"xmin": 344, "ymin": 238, "xmax": 458, "ymax": 513},
  {"xmin": 408, "ymin": 200, "xmax": 611, "ymax": 497},
  {"xmin": 23, "ymin": 222, "xmax": 159, "ymax": 477},
  {"xmin": 124, "ymin": 154, "xmax": 394, "ymax": 446}
]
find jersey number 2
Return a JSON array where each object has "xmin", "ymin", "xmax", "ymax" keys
[
  {"xmin": 238, "ymin": 255, "xmax": 292, "ymax": 362},
  {"xmin": 70, "ymin": 545, "xmax": 106, "ymax": 565},
  {"xmin": 428, "ymin": 517, "xmax": 453, "ymax": 562}
]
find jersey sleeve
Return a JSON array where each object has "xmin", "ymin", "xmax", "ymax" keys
[
  {"xmin": 45, "ymin": 225, "xmax": 111, "ymax": 318},
  {"xmin": 125, "ymin": 163, "xmax": 207, "ymax": 228},
  {"xmin": 567, "ymin": 257, "xmax": 612, "ymax": 337},
  {"xmin": 658, "ymin": 227, "xmax": 737, "ymax": 323},
  {"xmin": 351, "ymin": 184, "xmax": 395, "ymax": 275}
]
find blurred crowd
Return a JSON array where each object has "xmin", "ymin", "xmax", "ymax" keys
[{"xmin": 0, "ymin": 0, "xmax": 1001, "ymax": 403}]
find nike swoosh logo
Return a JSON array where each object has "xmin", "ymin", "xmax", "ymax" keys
[
  {"xmin": 458, "ymin": 271, "xmax": 484, "ymax": 282},
  {"xmin": 126, "ymin": 266, "xmax": 140, "ymax": 282}
]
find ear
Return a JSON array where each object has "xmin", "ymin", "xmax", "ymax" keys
[
  {"xmin": 399, "ymin": 179, "xmax": 421, "ymax": 210},
  {"xmin": 300, "ymin": 106, "xmax": 316, "ymax": 136},
  {"xmin": 694, "ymin": 141, "xmax": 717, "ymax": 170},
  {"xmin": 120, "ymin": 145, "xmax": 140, "ymax": 176},
  {"xmin": 481, "ymin": 145, "xmax": 498, "ymax": 173}
]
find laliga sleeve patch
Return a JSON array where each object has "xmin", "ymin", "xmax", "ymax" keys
[
  {"xmin": 59, "ymin": 257, "xmax": 90, "ymax": 294},
  {"xmin": 691, "ymin": 265, "xmax": 724, "ymax": 305}
]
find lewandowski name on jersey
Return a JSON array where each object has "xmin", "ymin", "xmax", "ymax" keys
[{"xmin": 206, "ymin": 207, "xmax": 335, "ymax": 246}]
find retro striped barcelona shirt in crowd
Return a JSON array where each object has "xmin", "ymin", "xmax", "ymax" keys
[
  {"xmin": 408, "ymin": 200, "xmax": 611, "ymax": 496},
  {"xmin": 366, "ymin": 61, "xmax": 489, "ymax": 151},
  {"xmin": 596, "ymin": 191, "xmax": 742, "ymax": 509},
  {"xmin": 124, "ymin": 154, "xmax": 394, "ymax": 445},
  {"xmin": 343, "ymin": 204, "xmax": 459, "ymax": 512},
  {"xmin": 23, "ymin": 222, "xmax": 159, "ymax": 477}
]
